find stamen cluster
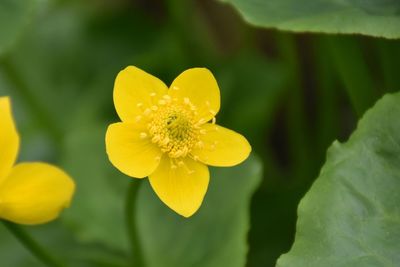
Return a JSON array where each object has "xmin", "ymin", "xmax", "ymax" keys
[{"xmin": 137, "ymin": 93, "xmax": 202, "ymax": 158}]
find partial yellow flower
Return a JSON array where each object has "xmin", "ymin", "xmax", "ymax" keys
[
  {"xmin": 0, "ymin": 97, "xmax": 75, "ymax": 225},
  {"xmin": 106, "ymin": 66, "xmax": 251, "ymax": 217}
]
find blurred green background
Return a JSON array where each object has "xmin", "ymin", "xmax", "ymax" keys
[{"xmin": 1, "ymin": 0, "xmax": 399, "ymax": 266}]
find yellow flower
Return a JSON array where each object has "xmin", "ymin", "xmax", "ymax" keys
[
  {"xmin": 0, "ymin": 97, "xmax": 75, "ymax": 225},
  {"xmin": 106, "ymin": 66, "xmax": 251, "ymax": 217}
]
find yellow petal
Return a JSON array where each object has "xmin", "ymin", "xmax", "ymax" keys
[
  {"xmin": 191, "ymin": 123, "xmax": 251, "ymax": 167},
  {"xmin": 169, "ymin": 68, "xmax": 220, "ymax": 122},
  {"xmin": 0, "ymin": 163, "xmax": 75, "ymax": 225},
  {"xmin": 106, "ymin": 122, "xmax": 162, "ymax": 178},
  {"xmin": 0, "ymin": 97, "xmax": 20, "ymax": 184},
  {"xmin": 114, "ymin": 66, "xmax": 168, "ymax": 122},
  {"xmin": 149, "ymin": 156, "xmax": 209, "ymax": 217}
]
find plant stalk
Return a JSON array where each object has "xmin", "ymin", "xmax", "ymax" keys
[
  {"xmin": 125, "ymin": 180, "xmax": 145, "ymax": 267},
  {"xmin": 1, "ymin": 220, "xmax": 66, "ymax": 267}
]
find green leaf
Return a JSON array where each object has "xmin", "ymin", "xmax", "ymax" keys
[
  {"xmin": 61, "ymin": 125, "xmax": 129, "ymax": 252},
  {"xmin": 277, "ymin": 92, "xmax": 400, "ymax": 266},
  {"xmin": 137, "ymin": 156, "xmax": 262, "ymax": 267},
  {"xmin": 221, "ymin": 0, "xmax": 400, "ymax": 39},
  {"xmin": 0, "ymin": 0, "xmax": 35, "ymax": 55}
]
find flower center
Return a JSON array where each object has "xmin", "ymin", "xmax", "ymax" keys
[
  {"xmin": 137, "ymin": 94, "xmax": 202, "ymax": 158},
  {"xmin": 149, "ymin": 105, "xmax": 199, "ymax": 158}
]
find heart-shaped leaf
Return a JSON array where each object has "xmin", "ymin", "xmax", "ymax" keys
[
  {"xmin": 137, "ymin": 156, "xmax": 262, "ymax": 267},
  {"xmin": 277, "ymin": 92, "xmax": 400, "ymax": 266},
  {"xmin": 221, "ymin": 0, "xmax": 400, "ymax": 39}
]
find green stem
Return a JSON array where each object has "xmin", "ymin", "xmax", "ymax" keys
[
  {"xmin": 125, "ymin": 180, "xmax": 145, "ymax": 267},
  {"xmin": 326, "ymin": 36, "xmax": 376, "ymax": 117},
  {"xmin": 1, "ymin": 220, "xmax": 66, "ymax": 267},
  {"xmin": 314, "ymin": 37, "xmax": 339, "ymax": 157},
  {"xmin": 275, "ymin": 33, "xmax": 313, "ymax": 183}
]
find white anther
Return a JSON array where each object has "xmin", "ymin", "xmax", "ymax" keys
[
  {"xmin": 209, "ymin": 109, "xmax": 217, "ymax": 115},
  {"xmin": 184, "ymin": 97, "xmax": 190, "ymax": 105},
  {"xmin": 173, "ymin": 150, "xmax": 184, "ymax": 158},
  {"xmin": 197, "ymin": 118, "xmax": 206, "ymax": 125},
  {"xmin": 161, "ymin": 137, "xmax": 170, "ymax": 146},
  {"xmin": 173, "ymin": 86, "xmax": 179, "ymax": 90},
  {"xmin": 163, "ymin": 95, "xmax": 171, "ymax": 100},
  {"xmin": 196, "ymin": 141, "xmax": 204, "ymax": 149},
  {"xmin": 212, "ymin": 117, "xmax": 216, "ymax": 124},
  {"xmin": 152, "ymin": 135, "xmax": 160, "ymax": 143},
  {"xmin": 144, "ymin": 108, "xmax": 152, "ymax": 116},
  {"xmin": 139, "ymin": 132, "xmax": 147, "ymax": 139},
  {"xmin": 150, "ymin": 92, "xmax": 156, "ymax": 97}
]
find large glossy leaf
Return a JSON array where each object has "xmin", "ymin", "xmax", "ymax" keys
[
  {"xmin": 137, "ymin": 156, "xmax": 262, "ymax": 267},
  {"xmin": 221, "ymin": 0, "xmax": 400, "ymax": 39},
  {"xmin": 277, "ymin": 92, "xmax": 400, "ymax": 266},
  {"xmin": 61, "ymin": 125, "xmax": 129, "ymax": 252},
  {"xmin": 0, "ymin": 0, "xmax": 35, "ymax": 55}
]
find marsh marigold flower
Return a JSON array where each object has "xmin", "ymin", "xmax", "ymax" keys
[
  {"xmin": 0, "ymin": 97, "xmax": 75, "ymax": 225},
  {"xmin": 106, "ymin": 67, "xmax": 251, "ymax": 217}
]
